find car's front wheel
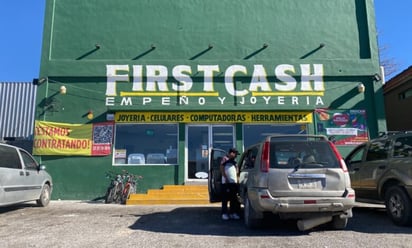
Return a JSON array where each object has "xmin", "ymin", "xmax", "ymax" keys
[
  {"xmin": 37, "ymin": 184, "xmax": 51, "ymax": 207},
  {"xmin": 385, "ymin": 186, "xmax": 412, "ymax": 226}
]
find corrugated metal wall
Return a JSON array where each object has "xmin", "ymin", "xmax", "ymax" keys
[{"xmin": 0, "ymin": 82, "xmax": 37, "ymax": 139}]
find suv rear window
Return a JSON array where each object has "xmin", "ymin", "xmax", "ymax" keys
[{"xmin": 269, "ymin": 139, "xmax": 339, "ymax": 169}]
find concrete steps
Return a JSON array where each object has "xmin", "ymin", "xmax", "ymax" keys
[{"xmin": 126, "ymin": 184, "xmax": 212, "ymax": 205}]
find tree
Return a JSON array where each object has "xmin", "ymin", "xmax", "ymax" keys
[{"xmin": 379, "ymin": 45, "xmax": 399, "ymax": 78}]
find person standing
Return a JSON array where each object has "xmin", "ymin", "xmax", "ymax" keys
[{"xmin": 220, "ymin": 148, "xmax": 241, "ymax": 220}]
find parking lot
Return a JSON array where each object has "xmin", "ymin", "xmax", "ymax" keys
[{"xmin": 1, "ymin": 201, "xmax": 412, "ymax": 248}]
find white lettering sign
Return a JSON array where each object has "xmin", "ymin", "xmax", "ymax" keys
[{"xmin": 105, "ymin": 64, "xmax": 325, "ymax": 96}]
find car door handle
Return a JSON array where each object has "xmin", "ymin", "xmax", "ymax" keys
[
  {"xmin": 20, "ymin": 171, "xmax": 30, "ymax": 176},
  {"xmin": 378, "ymin": 165, "xmax": 386, "ymax": 169}
]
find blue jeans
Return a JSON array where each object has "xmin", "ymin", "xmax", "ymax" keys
[{"xmin": 221, "ymin": 183, "xmax": 240, "ymax": 215}]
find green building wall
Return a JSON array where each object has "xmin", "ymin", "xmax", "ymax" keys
[{"xmin": 36, "ymin": 0, "xmax": 386, "ymax": 200}]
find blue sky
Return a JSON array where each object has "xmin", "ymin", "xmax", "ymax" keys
[{"xmin": 1, "ymin": 0, "xmax": 410, "ymax": 82}]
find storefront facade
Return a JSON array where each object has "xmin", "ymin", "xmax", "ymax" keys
[{"xmin": 35, "ymin": 0, "xmax": 386, "ymax": 200}]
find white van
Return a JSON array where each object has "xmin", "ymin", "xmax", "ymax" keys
[{"xmin": 0, "ymin": 143, "xmax": 53, "ymax": 207}]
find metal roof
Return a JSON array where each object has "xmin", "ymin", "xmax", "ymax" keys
[{"xmin": 0, "ymin": 82, "xmax": 37, "ymax": 138}]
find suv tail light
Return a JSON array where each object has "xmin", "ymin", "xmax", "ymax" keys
[
  {"xmin": 260, "ymin": 141, "xmax": 270, "ymax": 172},
  {"xmin": 328, "ymin": 141, "xmax": 348, "ymax": 172}
]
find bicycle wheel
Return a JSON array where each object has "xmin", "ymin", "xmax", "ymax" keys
[
  {"xmin": 104, "ymin": 186, "xmax": 116, "ymax": 204},
  {"xmin": 113, "ymin": 183, "xmax": 123, "ymax": 204},
  {"xmin": 121, "ymin": 184, "xmax": 132, "ymax": 204},
  {"xmin": 129, "ymin": 184, "xmax": 136, "ymax": 194}
]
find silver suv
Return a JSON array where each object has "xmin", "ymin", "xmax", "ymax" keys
[
  {"xmin": 345, "ymin": 131, "xmax": 412, "ymax": 226},
  {"xmin": 210, "ymin": 135, "xmax": 355, "ymax": 231}
]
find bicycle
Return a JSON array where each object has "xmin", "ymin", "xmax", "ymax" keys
[
  {"xmin": 104, "ymin": 172, "xmax": 123, "ymax": 204},
  {"xmin": 105, "ymin": 170, "xmax": 142, "ymax": 204},
  {"xmin": 120, "ymin": 172, "xmax": 137, "ymax": 204}
]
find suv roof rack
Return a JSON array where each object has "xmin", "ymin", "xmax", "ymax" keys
[
  {"xmin": 378, "ymin": 131, "xmax": 412, "ymax": 137},
  {"xmin": 268, "ymin": 134, "xmax": 328, "ymax": 141}
]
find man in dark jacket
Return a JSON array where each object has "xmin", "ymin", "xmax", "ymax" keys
[{"xmin": 220, "ymin": 148, "xmax": 241, "ymax": 220}]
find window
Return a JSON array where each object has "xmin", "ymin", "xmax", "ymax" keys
[
  {"xmin": 20, "ymin": 150, "xmax": 39, "ymax": 170},
  {"xmin": 270, "ymin": 141, "xmax": 338, "ymax": 169},
  {"xmin": 366, "ymin": 140, "xmax": 389, "ymax": 161},
  {"xmin": 347, "ymin": 145, "xmax": 366, "ymax": 163},
  {"xmin": 399, "ymin": 88, "xmax": 412, "ymax": 100},
  {"xmin": 243, "ymin": 124, "xmax": 307, "ymax": 148},
  {"xmin": 113, "ymin": 124, "xmax": 178, "ymax": 165},
  {"xmin": 393, "ymin": 136, "xmax": 412, "ymax": 158},
  {"xmin": 0, "ymin": 145, "xmax": 21, "ymax": 169},
  {"xmin": 241, "ymin": 145, "xmax": 259, "ymax": 170}
]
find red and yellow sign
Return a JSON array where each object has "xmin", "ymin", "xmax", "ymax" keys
[
  {"xmin": 33, "ymin": 121, "xmax": 114, "ymax": 156},
  {"xmin": 314, "ymin": 109, "xmax": 369, "ymax": 146}
]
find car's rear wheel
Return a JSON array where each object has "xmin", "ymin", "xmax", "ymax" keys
[
  {"xmin": 36, "ymin": 184, "xmax": 51, "ymax": 207},
  {"xmin": 331, "ymin": 215, "xmax": 348, "ymax": 230},
  {"xmin": 244, "ymin": 193, "xmax": 263, "ymax": 229},
  {"xmin": 385, "ymin": 186, "xmax": 412, "ymax": 226}
]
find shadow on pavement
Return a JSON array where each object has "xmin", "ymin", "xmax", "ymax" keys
[
  {"xmin": 348, "ymin": 206, "xmax": 412, "ymax": 234},
  {"xmin": 130, "ymin": 205, "xmax": 311, "ymax": 236},
  {"xmin": 129, "ymin": 204, "xmax": 412, "ymax": 236},
  {"xmin": 0, "ymin": 202, "xmax": 41, "ymax": 214}
]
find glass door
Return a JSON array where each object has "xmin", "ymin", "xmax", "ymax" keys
[
  {"xmin": 186, "ymin": 125, "xmax": 234, "ymax": 180},
  {"xmin": 212, "ymin": 126, "xmax": 235, "ymax": 151}
]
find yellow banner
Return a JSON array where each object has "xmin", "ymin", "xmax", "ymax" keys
[
  {"xmin": 33, "ymin": 121, "xmax": 114, "ymax": 156},
  {"xmin": 114, "ymin": 112, "xmax": 313, "ymax": 123}
]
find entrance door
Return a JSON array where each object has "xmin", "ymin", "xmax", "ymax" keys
[{"xmin": 186, "ymin": 125, "xmax": 234, "ymax": 180}]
